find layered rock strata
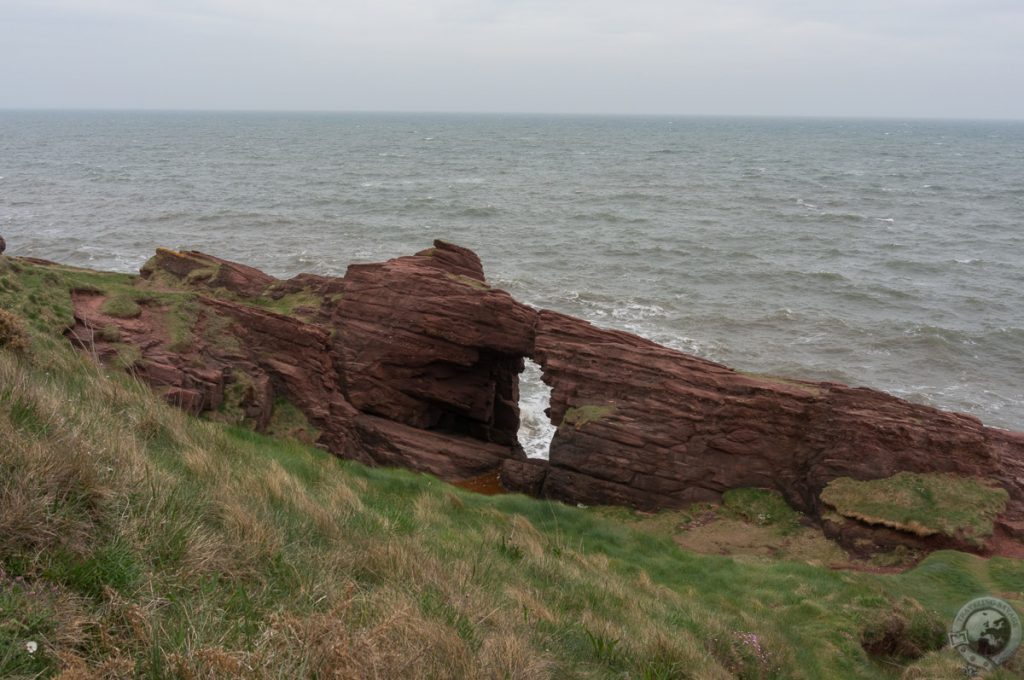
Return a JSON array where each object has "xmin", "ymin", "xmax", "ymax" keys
[{"xmin": 56, "ymin": 241, "xmax": 1024, "ymax": 556}]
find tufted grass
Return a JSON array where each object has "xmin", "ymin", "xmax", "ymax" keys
[{"xmin": 99, "ymin": 295, "xmax": 142, "ymax": 319}]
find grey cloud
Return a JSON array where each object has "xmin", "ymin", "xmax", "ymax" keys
[{"xmin": 1, "ymin": 0, "xmax": 1021, "ymax": 117}]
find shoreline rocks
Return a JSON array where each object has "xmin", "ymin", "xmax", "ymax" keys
[{"xmin": 55, "ymin": 240, "xmax": 1024, "ymax": 558}]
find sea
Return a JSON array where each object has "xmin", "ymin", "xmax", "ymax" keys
[{"xmin": 1, "ymin": 111, "xmax": 1022, "ymax": 458}]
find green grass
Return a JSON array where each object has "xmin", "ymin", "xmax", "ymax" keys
[
  {"xmin": 2, "ymin": 253, "xmax": 1023, "ymax": 678},
  {"xmin": 821, "ymin": 472, "xmax": 1010, "ymax": 546},
  {"xmin": 0, "ymin": 307, "xmax": 29, "ymax": 351},
  {"xmin": 251, "ymin": 286, "xmax": 334, "ymax": 317},
  {"xmin": 266, "ymin": 397, "xmax": 321, "ymax": 444},
  {"xmin": 97, "ymin": 324, "xmax": 121, "ymax": 342},
  {"xmin": 721, "ymin": 488, "xmax": 802, "ymax": 533},
  {"xmin": 112, "ymin": 342, "xmax": 142, "ymax": 370},
  {"xmin": 99, "ymin": 294, "xmax": 142, "ymax": 319}
]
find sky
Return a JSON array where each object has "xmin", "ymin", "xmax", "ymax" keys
[{"xmin": 2, "ymin": 0, "xmax": 1023, "ymax": 118}]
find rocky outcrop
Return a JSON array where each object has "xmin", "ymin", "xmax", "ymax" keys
[
  {"xmin": 529, "ymin": 311, "xmax": 1024, "ymax": 509},
  {"xmin": 140, "ymin": 248, "xmax": 276, "ymax": 298},
  {"xmin": 334, "ymin": 244, "xmax": 536, "ymax": 447},
  {"xmin": 67, "ymin": 241, "xmax": 530, "ymax": 481},
  {"xmin": 55, "ymin": 240, "xmax": 1024, "ymax": 557},
  {"xmin": 525, "ymin": 309, "xmax": 1024, "ymax": 550}
]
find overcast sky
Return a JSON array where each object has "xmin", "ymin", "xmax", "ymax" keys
[{"xmin": 3, "ymin": 0, "xmax": 1022, "ymax": 118}]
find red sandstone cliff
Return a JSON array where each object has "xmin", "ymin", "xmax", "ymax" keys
[{"xmin": 62, "ymin": 241, "xmax": 1024, "ymax": 558}]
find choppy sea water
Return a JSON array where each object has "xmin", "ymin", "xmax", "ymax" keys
[{"xmin": 2, "ymin": 112, "xmax": 1022, "ymax": 457}]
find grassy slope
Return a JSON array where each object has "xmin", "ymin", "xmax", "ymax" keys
[{"xmin": 2, "ymin": 257, "xmax": 1024, "ymax": 679}]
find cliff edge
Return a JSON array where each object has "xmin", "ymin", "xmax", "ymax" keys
[{"xmin": 46, "ymin": 241, "xmax": 1024, "ymax": 559}]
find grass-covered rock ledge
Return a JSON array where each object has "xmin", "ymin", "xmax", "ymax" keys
[{"xmin": 821, "ymin": 473, "xmax": 1010, "ymax": 548}]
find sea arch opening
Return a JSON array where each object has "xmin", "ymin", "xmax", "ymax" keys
[{"xmin": 517, "ymin": 357, "xmax": 556, "ymax": 459}]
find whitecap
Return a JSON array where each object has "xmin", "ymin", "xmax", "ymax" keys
[
  {"xmin": 611, "ymin": 303, "xmax": 666, "ymax": 320},
  {"xmin": 662, "ymin": 335, "xmax": 707, "ymax": 356},
  {"xmin": 517, "ymin": 358, "xmax": 555, "ymax": 459}
]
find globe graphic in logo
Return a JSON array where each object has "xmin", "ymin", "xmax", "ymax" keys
[
  {"xmin": 964, "ymin": 608, "xmax": 1012, "ymax": 656},
  {"xmin": 949, "ymin": 597, "xmax": 1022, "ymax": 671}
]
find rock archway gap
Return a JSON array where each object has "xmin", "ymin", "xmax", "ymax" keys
[{"xmin": 517, "ymin": 358, "xmax": 556, "ymax": 459}]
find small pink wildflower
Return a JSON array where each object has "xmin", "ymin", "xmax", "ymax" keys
[{"xmin": 733, "ymin": 630, "xmax": 770, "ymax": 665}]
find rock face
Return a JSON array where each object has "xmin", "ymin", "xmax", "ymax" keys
[
  {"xmin": 526, "ymin": 310, "xmax": 1024, "ymax": 548},
  {"xmin": 67, "ymin": 241, "xmax": 531, "ymax": 481},
  {"xmin": 59, "ymin": 240, "xmax": 1024, "ymax": 557},
  {"xmin": 335, "ymin": 244, "xmax": 536, "ymax": 447}
]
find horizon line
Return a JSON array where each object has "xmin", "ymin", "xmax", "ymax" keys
[{"xmin": 1, "ymin": 107, "xmax": 1022, "ymax": 123}]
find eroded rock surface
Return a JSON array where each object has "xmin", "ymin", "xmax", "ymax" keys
[
  {"xmin": 67, "ymin": 241, "xmax": 529, "ymax": 480},
  {"xmin": 140, "ymin": 248, "xmax": 275, "ymax": 298},
  {"xmin": 528, "ymin": 309, "xmax": 1024, "ymax": 551},
  {"xmin": 59, "ymin": 240, "xmax": 1024, "ymax": 557},
  {"xmin": 335, "ymin": 243, "xmax": 536, "ymax": 446}
]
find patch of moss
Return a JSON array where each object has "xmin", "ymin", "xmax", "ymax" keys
[
  {"xmin": 562, "ymin": 404, "xmax": 616, "ymax": 429},
  {"xmin": 185, "ymin": 266, "xmax": 219, "ymax": 285},
  {"xmin": 266, "ymin": 398, "xmax": 320, "ymax": 445},
  {"xmin": 722, "ymin": 488, "xmax": 802, "ymax": 533},
  {"xmin": 252, "ymin": 289, "xmax": 326, "ymax": 317},
  {"xmin": 98, "ymin": 324, "xmax": 122, "ymax": 342},
  {"xmin": 166, "ymin": 299, "xmax": 199, "ymax": 353},
  {"xmin": 100, "ymin": 295, "xmax": 142, "ymax": 319},
  {"xmin": 820, "ymin": 472, "xmax": 1009, "ymax": 546},
  {"xmin": 113, "ymin": 343, "xmax": 142, "ymax": 370},
  {"xmin": 444, "ymin": 273, "xmax": 490, "ymax": 290},
  {"xmin": 211, "ymin": 369, "xmax": 256, "ymax": 426},
  {"xmin": 198, "ymin": 309, "xmax": 242, "ymax": 353}
]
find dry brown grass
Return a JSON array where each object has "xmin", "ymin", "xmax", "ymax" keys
[
  {"xmin": 0, "ymin": 307, "xmax": 30, "ymax": 352},
  {"xmin": 675, "ymin": 517, "xmax": 851, "ymax": 565}
]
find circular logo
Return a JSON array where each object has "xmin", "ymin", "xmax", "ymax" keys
[{"xmin": 949, "ymin": 597, "xmax": 1022, "ymax": 671}]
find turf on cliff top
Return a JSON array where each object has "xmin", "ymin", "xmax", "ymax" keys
[{"xmin": 1, "ymin": 239, "xmax": 1022, "ymax": 678}]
